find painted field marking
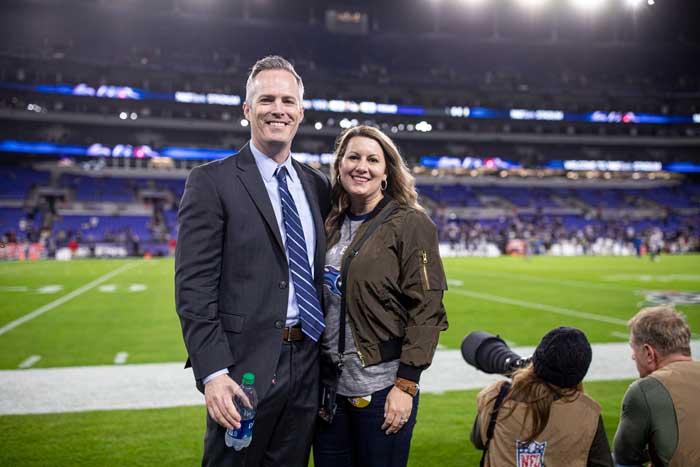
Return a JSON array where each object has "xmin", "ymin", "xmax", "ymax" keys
[
  {"xmin": 36, "ymin": 285, "xmax": 63, "ymax": 294},
  {"xmin": 98, "ymin": 284, "xmax": 147, "ymax": 293},
  {"xmin": 446, "ymin": 279, "xmax": 464, "ymax": 287},
  {"xmin": 454, "ymin": 270, "xmax": 632, "ymax": 292},
  {"xmin": 449, "ymin": 288, "xmax": 628, "ymax": 326},
  {"xmin": 0, "ymin": 286, "xmax": 29, "ymax": 292},
  {"xmin": 114, "ymin": 352, "xmax": 129, "ymax": 364},
  {"xmin": 0, "ymin": 262, "xmax": 140, "ymax": 337},
  {"xmin": 604, "ymin": 274, "xmax": 700, "ymax": 283},
  {"xmin": 611, "ymin": 331, "xmax": 630, "ymax": 340},
  {"xmin": 19, "ymin": 355, "xmax": 41, "ymax": 369}
]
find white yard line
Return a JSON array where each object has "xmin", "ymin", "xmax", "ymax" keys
[
  {"xmin": 114, "ymin": 352, "xmax": 129, "ymax": 364},
  {"xmin": 611, "ymin": 331, "xmax": 631, "ymax": 340},
  {"xmin": 2, "ymin": 341, "xmax": 698, "ymax": 415},
  {"xmin": 454, "ymin": 270, "xmax": 633, "ymax": 292},
  {"xmin": 0, "ymin": 262, "xmax": 140, "ymax": 337},
  {"xmin": 449, "ymin": 289, "xmax": 629, "ymax": 326},
  {"xmin": 18, "ymin": 355, "xmax": 41, "ymax": 369},
  {"xmin": 0, "ymin": 286, "xmax": 29, "ymax": 292}
]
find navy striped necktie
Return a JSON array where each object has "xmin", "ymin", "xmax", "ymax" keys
[{"xmin": 275, "ymin": 166, "xmax": 325, "ymax": 341}]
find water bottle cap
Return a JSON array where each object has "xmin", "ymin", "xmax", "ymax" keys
[{"xmin": 242, "ymin": 372, "xmax": 255, "ymax": 385}]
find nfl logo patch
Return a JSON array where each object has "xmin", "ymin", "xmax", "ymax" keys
[{"xmin": 516, "ymin": 440, "xmax": 547, "ymax": 467}]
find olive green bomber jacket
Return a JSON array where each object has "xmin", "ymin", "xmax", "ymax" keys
[{"xmin": 329, "ymin": 198, "xmax": 449, "ymax": 383}]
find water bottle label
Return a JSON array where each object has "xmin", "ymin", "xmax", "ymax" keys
[{"xmin": 230, "ymin": 418, "xmax": 254, "ymax": 440}]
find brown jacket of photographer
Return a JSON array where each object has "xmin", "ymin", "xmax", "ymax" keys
[{"xmin": 476, "ymin": 380, "xmax": 601, "ymax": 467}]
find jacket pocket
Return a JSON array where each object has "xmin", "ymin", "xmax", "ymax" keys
[
  {"xmin": 220, "ymin": 312, "xmax": 245, "ymax": 333},
  {"xmin": 418, "ymin": 249, "xmax": 447, "ymax": 291}
]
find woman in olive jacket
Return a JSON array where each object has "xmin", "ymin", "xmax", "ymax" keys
[{"xmin": 314, "ymin": 125, "xmax": 448, "ymax": 467}]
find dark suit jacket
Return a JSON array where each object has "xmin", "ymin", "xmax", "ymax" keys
[{"xmin": 175, "ymin": 143, "xmax": 331, "ymax": 400}]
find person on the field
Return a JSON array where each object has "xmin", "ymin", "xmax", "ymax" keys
[
  {"xmin": 647, "ymin": 227, "xmax": 663, "ymax": 261},
  {"xmin": 471, "ymin": 327, "xmax": 613, "ymax": 467},
  {"xmin": 176, "ymin": 55, "xmax": 331, "ymax": 467},
  {"xmin": 313, "ymin": 125, "xmax": 448, "ymax": 467},
  {"xmin": 613, "ymin": 306, "xmax": 700, "ymax": 467}
]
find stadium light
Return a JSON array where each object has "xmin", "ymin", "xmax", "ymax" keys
[
  {"xmin": 570, "ymin": 0, "xmax": 607, "ymax": 12},
  {"xmin": 415, "ymin": 121, "xmax": 433, "ymax": 132},
  {"xmin": 240, "ymin": 118, "xmax": 249, "ymax": 127},
  {"xmin": 515, "ymin": 0, "xmax": 549, "ymax": 10},
  {"xmin": 314, "ymin": 122, "xmax": 323, "ymax": 130}
]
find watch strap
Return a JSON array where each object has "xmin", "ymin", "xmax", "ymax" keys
[{"xmin": 395, "ymin": 377, "xmax": 419, "ymax": 396}]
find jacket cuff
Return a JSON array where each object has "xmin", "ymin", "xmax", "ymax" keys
[{"xmin": 397, "ymin": 363, "xmax": 424, "ymax": 383}]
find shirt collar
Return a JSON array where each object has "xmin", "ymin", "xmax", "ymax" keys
[{"xmin": 249, "ymin": 141, "xmax": 296, "ymax": 183}]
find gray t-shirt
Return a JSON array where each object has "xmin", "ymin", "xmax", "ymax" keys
[{"xmin": 321, "ymin": 213, "xmax": 399, "ymax": 397}]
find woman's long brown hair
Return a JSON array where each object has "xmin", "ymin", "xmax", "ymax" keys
[{"xmin": 498, "ymin": 365, "xmax": 583, "ymax": 443}]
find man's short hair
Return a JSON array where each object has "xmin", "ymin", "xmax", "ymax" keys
[
  {"xmin": 629, "ymin": 305, "xmax": 692, "ymax": 357},
  {"xmin": 245, "ymin": 55, "xmax": 304, "ymax": 104}
]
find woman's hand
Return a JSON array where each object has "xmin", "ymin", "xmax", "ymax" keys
[{"xmin": 381, "ymin": 386, "xmax": 413, "ymax": 435}]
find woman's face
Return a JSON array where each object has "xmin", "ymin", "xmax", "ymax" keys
[{"xmin": 338, "ymin": 136, "xmax": 387, "ymax": 205}]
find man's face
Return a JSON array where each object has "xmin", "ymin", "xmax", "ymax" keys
[
  {"xmin": 630, "ymin": 333, "xmax": 656, "ymax": 378},
  {"xmin": 243, "ymin": 69, "xmax": 303, "ymax": 158}
]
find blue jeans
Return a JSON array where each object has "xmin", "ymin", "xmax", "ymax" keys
[{"xmin": 313, "ymin": 384, "xmax": 420, "ymax": 467}]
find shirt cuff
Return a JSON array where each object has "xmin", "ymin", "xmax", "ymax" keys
[{"xmin": 202, "ymin": 368, "xmax": 229, "ymax": 385}]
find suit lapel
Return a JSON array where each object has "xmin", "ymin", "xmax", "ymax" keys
[
  {"xmin": 293, "ymin": 159, "xmax": 325, "ymax": 283},
  {"xmin": 235, "ymin": 144, "xmax": 285, "ymax": 253}
]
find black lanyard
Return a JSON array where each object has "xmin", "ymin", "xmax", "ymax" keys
[
  {"xmin": 480, "ymin": 381, "xmax": 511, "ymax": 467},
  {"xmin": 336, "ymin": 204, "xmax": 398, "ymax": 373}
]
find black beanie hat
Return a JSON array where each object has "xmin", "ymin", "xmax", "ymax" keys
[{"xmin": 532, "ymin": 327, "xmax": 592, "ymax": 388}]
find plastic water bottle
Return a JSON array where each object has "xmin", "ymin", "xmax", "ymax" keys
[{"xmin": 224, "ymin": 372, "xmax": 258, "ymax": 450}]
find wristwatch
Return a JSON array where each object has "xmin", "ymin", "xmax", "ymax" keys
[{"xmin": 394, "ymin": 377, "xmax": 419, "ymax": 396}]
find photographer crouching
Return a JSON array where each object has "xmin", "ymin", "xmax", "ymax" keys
[{"xmin": 468, "ymin": 327, "xmax": 613, "ymax": 467}]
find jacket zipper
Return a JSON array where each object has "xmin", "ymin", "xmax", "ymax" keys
[
  {"xmin": 347, "ymin": 310, "xmax": 366, "ymax": 367},
  {"xmin": 420, "ymin": 250, "xmax": 430, "ymax": 290},
  {"xmin": 357, "ymin": 350, "xmax": 366, "ymax": 367}
]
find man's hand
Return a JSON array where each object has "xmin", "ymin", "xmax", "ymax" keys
[
  {"xmin": 382, "ymin": 386, "xmax": 413, "ymax": 435},
  {"xmin": 204, "ymin": 374, "xmax": 249, "ymax": 430}
]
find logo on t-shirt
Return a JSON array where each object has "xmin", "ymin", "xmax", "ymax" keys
[
  {"xmin": 516, "ymin": 440, "xmax": 546, "ymax": 467},
  {"xmin": 323, "ymin": 265, "xmax": 341, "ymax": 296}
]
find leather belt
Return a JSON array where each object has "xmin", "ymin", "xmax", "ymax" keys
[{"xmin": 283, "ymin": 325, "xmax": 304, "ymax": 342}]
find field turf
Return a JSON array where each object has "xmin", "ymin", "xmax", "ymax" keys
[{"xmin": 1, "ymin": 255, "xmax": 698, "ymax": 466}]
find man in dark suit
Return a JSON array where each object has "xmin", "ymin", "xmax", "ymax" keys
[{"xmin": 175, "ymin": 55, "xmax": 331, "ymax": 467}]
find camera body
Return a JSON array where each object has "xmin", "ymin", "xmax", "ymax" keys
[{"xmin": 461, "ymin": 331, "xmax": 531, "ymax": 376}]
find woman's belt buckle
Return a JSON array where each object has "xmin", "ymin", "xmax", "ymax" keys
[{"xmin": 347, "ymin": 395, "xmax": 371, "ymax": 408}]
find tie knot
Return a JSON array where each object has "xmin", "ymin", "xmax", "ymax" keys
[{"xmin": 276, "ymin": 166, "xmax": 288, "ymax": 184}]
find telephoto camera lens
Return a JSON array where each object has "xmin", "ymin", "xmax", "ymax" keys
[{"xmin": 461, "ymin": 331, "xmax": 530, "ymax": 376}]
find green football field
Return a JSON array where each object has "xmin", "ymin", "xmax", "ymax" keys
[{"xmin": 1, "ymin": 255, "xmax": 699, "ymax": 466}]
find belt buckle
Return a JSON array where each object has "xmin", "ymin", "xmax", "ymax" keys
[{"xmin": 283, "ymin": 325, "xmax": 302, "ymax": 342}]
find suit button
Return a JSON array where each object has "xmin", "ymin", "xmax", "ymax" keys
[
  {"xmin": 279, "ymin": 281, "xmax": 288, "ymax": 289},
  {"xmin": 274, "ymin": 320, "xmax": 284, "ymax": 329}
]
